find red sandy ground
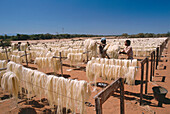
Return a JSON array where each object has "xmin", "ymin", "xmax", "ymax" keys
[{"xmin": 0, "ymin": 38, "xmax": 170, "ymax": 114}]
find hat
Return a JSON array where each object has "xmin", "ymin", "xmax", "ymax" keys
[{"xmin": 101, "ymin": 37, "xmax": 106, "ymax": 42}]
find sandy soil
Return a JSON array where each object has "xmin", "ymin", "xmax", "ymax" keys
[{"xmin": 0, "ymin": 39, "xmax": 169, "ymax": 114}]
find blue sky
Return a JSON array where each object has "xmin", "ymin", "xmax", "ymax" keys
[{"xmin": 0, "ymin": 0, "xmax": 170, "ymax": 35}]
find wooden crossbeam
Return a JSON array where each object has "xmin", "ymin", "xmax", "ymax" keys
[
  {"xmin": 53, "ymin": 56, "xmax": 67, "ymax": 59},
  {"xmin": 20, "ymin": 53, "xmax": 30, "ymax": 57},
  {"xmin": 0, "ymin": 68, "xmax": 7, "ymax": 71}
]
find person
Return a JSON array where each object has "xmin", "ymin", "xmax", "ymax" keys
[
  {"xmin": 119, "ymin": 40, "xmax": 133, "ymax": 59},
  {"xmin": 17, "ymin": 42, "xmax": 21, "ymax": 51},
  {"xmin": 98, "ymin": 37, "xmax": 107, "ymax": 58}
]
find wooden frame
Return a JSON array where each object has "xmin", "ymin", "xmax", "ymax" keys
[
  {"xmin": 94, "ymin": 78, "xmax": 125, "ymax": 114},
  {"xmin": 156, "ymin": 38, "xmax": 169, "ymax": 69}
]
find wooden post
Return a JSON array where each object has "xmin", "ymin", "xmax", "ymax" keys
[
  {"xmin": 156, "ymin": 47, "xmax": 159, "ymax": 69},
  {"xmin": 145, "ymin": 58, "xmax": 148, "ymax": 94},
  {"xmin": 140, "ymin": 63, "xmax": 144, "ymax": 105},
  {"xmin": 120, "ymin": 78, "xmax": 125, "ymax": 114},
  {"xmin": 25, "ymin": 50, "xmax": 28, "ymax": 67},
  {"xmin": 59, "ymin": 52, "xmax": 63, "ymax": 77},
  {"xmin": 5, "ymin": 48, "xmax": 9, "ymax": 61},
  {"xmin": 153, "ymin": 51, "xmax": 155, "ymax": 77},
  {"xmin": 95, "ymin": 97, "xmax": 102, "ymax": 114},
  {"xmin": 150, "ymin": 52, "xmax": 153, "ymax": 81}
]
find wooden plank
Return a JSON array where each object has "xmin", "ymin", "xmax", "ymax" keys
[
  {"xmin": 94, "ymin": 78, "xmax": 120, "ymax": 104},
  {"xmin": 120, "ymin": 78, "xmax": 125, "ymax": 114}
]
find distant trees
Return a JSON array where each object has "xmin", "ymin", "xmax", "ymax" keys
[
  {"xmin": 0, "ymin": 32, "xmax": 170, "ymax": 47},
  {"xmin": 122, "ymin": 33, "xmax": 128, "ymax": 38},
  {"xmin": 127, "ymin": 32, "xmax": 170, "ymax": 38},
  {"xmin": 0, "ymin": 33, "xmax": 101, "ymax": 47}
]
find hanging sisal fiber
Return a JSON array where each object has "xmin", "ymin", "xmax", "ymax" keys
[
  {"xmin": 6, "ymin": 61, "xmax": 23, "ymax": 80},
  {"xmin": 0, "ymin": 70, "xmax": 6, "ymax": 87},
  {"xmin": 11, "ymin": 43, "xmax": 18, "ymax": 50},
  {"xmin": 45, "ymin": 75, "xmax": 91, "ymax": 114},
  {"xmin": 10, "ymin": 55, "xmax": 22, "ymax": 64},
  {"xmin": 67, "ymin": 53, "xmax": 84, "ymax": 64},
  {"xmin": 1, "ymin": 61, "xmax": 91, "ymax": 114},
  {"xmin": 125, "ymin": 66, "xmax": 137, "ymax": 85},
  {"xmin": 34, "ymin": 57, "xmax": 61, "ymax": 73},
  {"xmin": 0, "ymin": 60, "xmax": 7, "ymax": 68},
  {"xmin": 1, "ymin": 71, "xmax": 19, "ymax": 99},
  {"xmin": 86, "ymin": 58, "xmax": 138, "ymax": 85},
  {"xmin": 84, "ymin": 39, "xmax": 97, "ymax": 58},
  {"xmin": 20, "ymin": 43, "xmax": 28, "ymax": 51}
]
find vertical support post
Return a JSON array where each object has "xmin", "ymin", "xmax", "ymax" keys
[
  {"xmin": 120, "ymin": 78, "xmax": 125, "ymax": 114},
  {"xmin": 140, "ymin": 63, "xmax": 144, "ymax": 105},
  {"xmin": 153, "ymin": 51, "xmax": 155, "ymax": 77},
  {"xmin": 95, "ymin": 97, "xmax": 102, "ymax": 114},
  {"xmin": 150, "ymin": 53, "xmax": 153, "ymax": 81},
  {"xmin": 5, "ymin": 47, "xmax": 9, "ymax": 61},
  {"xmin": 59, "ymin": 52, "xmax": 63, "ymax": 77},
  {"xmin": 25, "ymin": 50, "xmax": 28, "ymax": 67},
  {"xmin": 156, "ymin": 47, "xmax": 159, "ymax": 69},
  {"xmin": 159, "ymin": 45, "xmax": 162, "ymax": 60},
  {"xmin": 145, "ymin": 58, "xmax": 149, "ymax": 94}
]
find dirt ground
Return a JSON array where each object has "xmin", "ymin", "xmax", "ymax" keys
[{"xmin": 0, "ymin": 38, "xmax": 170, "ymax": 114}]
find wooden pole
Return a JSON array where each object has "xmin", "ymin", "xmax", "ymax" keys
[
  {"xmin": 150, "ymin": 52, "xmax": 153, "ymax": 81},
  {"xmin": 5, "ymin": 48, "xmax": 9, "ymax": 61},
  {"xmin": 120, "ymin": 78, "xmax": 125, "ymax": 114},
  {"xmin": 95, "ymin": 97, "xmax": 102, "ymax": 114},
  {"xmin": 59, "ymin": 52, "xmax": 63, "ymax": 77},
  {"xmin": 25, "ymin": 50, "xmax": 28, "ymax": 67},
  {"xmin": 153, "ymin": 51, "xmax": 155, "ymax": 77},
  {"xmin": 156, "ymin": 47, "xmax": 159, "ymax": 69},
  {"xmin": 140, "ymin": 63, "xmax": 144, "ymax": 105},
  {"xmin": 145, "ymin": 58, "xmax": 148, "ymax": 94}
]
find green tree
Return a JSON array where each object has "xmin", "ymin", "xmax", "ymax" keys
[
  {"xmin": 137, "ymin": 33, "xmax": 145, "ymax": 38},
  {"xmin": 167, "ymin": 31, "xmax": 170, "ymax": 37},
  {"xmin": 122, "ymin": 33, "xmax": 128, "ymax": 38}
]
